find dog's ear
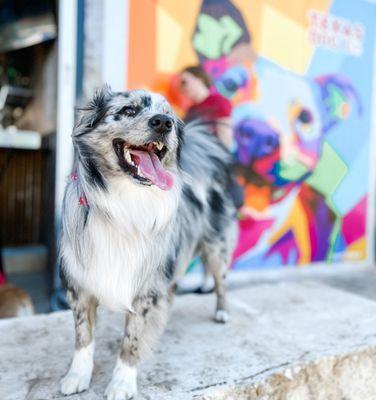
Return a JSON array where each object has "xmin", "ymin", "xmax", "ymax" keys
[
  {"xmin": 177, "ymin": 118, "xmax": 185, "ymax": 136},
  {"xmin": 315, "ymin": 74, "xmax": 362, "ymax": 132},
  {"xmin": 176, "ymin": 118, "xmax": 185, "ymax": 164},
  {"xmin": 73, "ymin": 85, "xmax": 113, "ymax": 136}
]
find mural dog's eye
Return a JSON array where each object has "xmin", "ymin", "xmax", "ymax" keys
[
  {"xmin": 265, "ymin": 136, "xmax": 275, "ymax": 147},
  {"xmin": 121, "ymin": 106, "xmax": 138, "ymax": 117},
  {"xmin": 240, "ymin": 128, "xmax": 253, "ymax": 139},
  {"xmin": 223, "ymin": 78, "xmax": 238, "ymax": 92},
  {"xmin": 293, "ymin": 106, "xmax": 319, "ymax": 140},
  {"xmin": 297, "ymin": 108, "xmax": 313, "ymax": 124}
]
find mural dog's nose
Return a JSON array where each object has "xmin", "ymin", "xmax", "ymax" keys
[
  {"xmin": 259, "ymin": 130, "xmax": 279, "ymax": 158},
  {"xmin": 148, "ymin": 114, "xmax": 173, "ymax": 134},
  {"xmin": 235, "ymin": 120, "xmax": 279, "ymax": 165}
]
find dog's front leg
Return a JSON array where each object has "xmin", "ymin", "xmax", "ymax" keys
[
  {"xmin": 60, "ymin": 288, "xmax": 97, "ymax": 395},
  {"xmin": 105, "ymin": 292, "xmax": 169, "ymax": 400}
]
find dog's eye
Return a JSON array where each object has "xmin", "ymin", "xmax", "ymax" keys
[{"xmin": 121, "ymin": 106, "xmax": 138, "ymax": 117}]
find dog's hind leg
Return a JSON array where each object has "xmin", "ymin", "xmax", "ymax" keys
[
  {"xmin": 203, "ymin": 251, "xmax": 230, "ymax": 323},
  {"xmin": 60, "ymin": 288, "xmax": 97, "ymax": 395},
  {"xmin": 105, "ymin": 291, "xmax": 169, "ymax": 400},
  {"xmin": 201, "ymin": 234, "xmax": 236, "ymax": 323}
]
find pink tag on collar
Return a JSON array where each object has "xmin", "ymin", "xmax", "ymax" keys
[{"xmin": 79, "ymin": 195, "xmax": 88, "ymax": 206}]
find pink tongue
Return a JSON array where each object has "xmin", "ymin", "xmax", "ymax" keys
[{"xmin": 128, "ymin": 149, "xmax": 174, "ymax": 190}]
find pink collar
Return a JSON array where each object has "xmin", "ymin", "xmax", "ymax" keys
[{"xmin": 71, "ymin": 172, "xmax": 89, "ymax": 207}]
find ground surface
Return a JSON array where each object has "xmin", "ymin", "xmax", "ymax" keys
[{"xmin": 2, "ymin": 264, "xmax": 376, "ymax": 399}]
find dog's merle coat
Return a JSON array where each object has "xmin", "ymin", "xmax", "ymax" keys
[{"xmin": 59, "ymin": 87, "xmax": 237, "ymax": 399}]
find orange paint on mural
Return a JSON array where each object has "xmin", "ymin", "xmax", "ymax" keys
[
  {"xmin": 128, "ymin": 0, "xmax": 156, "ymax": 90},
  {"xmin": 268, "ymin": 197, "xmax": 311, "ymax": 264},
  {"xmin": 243, "ymin": 184, "xmax": 271, "ymax": 211}
]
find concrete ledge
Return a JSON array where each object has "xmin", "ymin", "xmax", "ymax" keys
[
  {"xmin": 213, "ymin": 349, "xmax": 376, "ymax": 400},
  {"xmin": 1, "ymin": 281, "xmax": 376, "ymax": 399}
]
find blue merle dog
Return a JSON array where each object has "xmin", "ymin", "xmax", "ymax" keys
[{"xmin": 59, "ymin": 87, "xmax": 238, "ymax": 399}]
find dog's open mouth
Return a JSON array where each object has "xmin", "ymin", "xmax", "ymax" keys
[{"xmin": 113, "ymin": 139, "xmax": 174, "ymax": 190}]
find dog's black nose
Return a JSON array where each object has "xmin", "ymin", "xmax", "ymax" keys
[{"xmin": 148, "ymin": 114, "xmax": 173, "ymax": 134}]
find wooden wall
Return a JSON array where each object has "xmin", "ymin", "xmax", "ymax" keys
[{"xmin": 0, "ymin": 148, "xmax": 55, "ymax": 247}]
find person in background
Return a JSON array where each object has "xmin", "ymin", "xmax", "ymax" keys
[
  {"xmin": 180, "ymin": 65, "xmax": 233, "ymax": 149},
  {"xmin": 179, "ymin": 65, "xmax": 243, "ymax": 210}
]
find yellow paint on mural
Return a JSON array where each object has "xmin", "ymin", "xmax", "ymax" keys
[
  {"xmin": 137, "ymin": 0, "xmax": 333, "ymax": 78},
  {"xmin": 268, "ymin": 197, "xmax": 311, "ymax": 264},
  {"xmin": 344, "ymin": 237, "xmax": 366, "ymax": 261},
  {"xmin": 157, "ymin": 0, "xmax": 201, "ymax": 72},
  {"xmin": 259, "ymin": 4, "xmax": 314, "ymax": 74},
  {"xmin": 262, "ymin": 0, "xmax": 330, "ymax": 27},
  {"xmin": 231, "ymin": 0, "xmax": 262, "ymax": 50},
  {"xmin": 230, "ymin": 0, "xmax": 331, "ymax": 72},
  {"xmin": 156, "ymin": 6, "xmax": 183, "ymax": 73}
]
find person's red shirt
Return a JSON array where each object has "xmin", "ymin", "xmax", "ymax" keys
[{"xmin": 184, "ymin": 92, "xmax": 232, "ymax": 136}]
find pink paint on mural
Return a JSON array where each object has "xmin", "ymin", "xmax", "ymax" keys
[{"xmin": 342, "ymin": 197, "xmax": 367, "ymax": 245}]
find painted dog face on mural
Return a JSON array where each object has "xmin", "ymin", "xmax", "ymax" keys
[
  {"xmin": 233, "ymin": 60, "xmax": 361, "ymax": 188},
  {"xmin": 192, "ymin": 0, "xmax": 359, "ymax": 188},
  {"xmin": 190, "ymin": 0, "xmax": 367, "ymax": 268}
]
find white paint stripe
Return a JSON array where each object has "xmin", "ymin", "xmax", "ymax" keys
[
  {"xmin": 366, "ymin": 35, "xmax": 376, "ymax": 267},
  {"xmin": 55, "ymin": 0, "xmax": 77, "ymax": 222},
  {"xmin": 102, "ymin": 0, "xmax": 127, "ymax": 91}
]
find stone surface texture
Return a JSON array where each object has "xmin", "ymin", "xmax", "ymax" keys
[{"xmin": 2, "ymin": 267, "xmax": 376, "ymax": 399}]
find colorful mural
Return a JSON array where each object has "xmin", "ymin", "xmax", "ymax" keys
[{"xmin": 127, "ymin": 0, "xmax": 376, "ymax": 269}]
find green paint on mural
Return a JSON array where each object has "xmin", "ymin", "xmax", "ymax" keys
[
  {"xmin": 325, "ymin": 84, "xmax": 347, "ymax": 119},
  {"xmin": 186, "ymin": 257, "xmax": 200, "ymax": 273},
  {"xmin": 277, "ymin": 159, "xmax": 310, "ymax": 181},
  {"xmin": 327, "ymin": 217, "xmax": 342, "ymax": 261},
  {"xmin": 306, "ymin": 141, "xmax": 348, "ymax": 212},
  {"xmin": 272, "ymin": 188, "xmax": 286, "ymax": 201},
  {"xmin": 193, "ymin": 14, "xmax": 242, "ymax": 59},
  {"xmin": 221, "ymin": 16, "xmax": 243, "ymax": 54}
]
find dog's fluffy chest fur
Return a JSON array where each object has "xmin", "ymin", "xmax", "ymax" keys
[{"xmin": 61, "ymin": 177, "xmax": 180, "ymax": 311}]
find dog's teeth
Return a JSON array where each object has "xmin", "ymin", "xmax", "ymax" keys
[
  {"xmin": 124, "ymin": 150, "xmax": 132, "ymax": 164},
  {"xmin": 152, "ymin": 141, "xmax": 163, "ymax": 151}
]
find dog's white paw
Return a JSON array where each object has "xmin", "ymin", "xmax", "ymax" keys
[
  {"xmin": 60, "ymin": 342, "xmax": 94, "ymax": 395},
  {"xmin": 60, "ymin": 370, "xmax": 91, "ymax": 395},
  {"xmin": 105, "ymin": 360, "xmax": 137, "ymax": 400},
  {"xmin": 215, "ymin": 309, "xmax": 230, "ymax": 323},
  {"xmin": 105, "ymin": 385, "xmax": 137, "ymax": 400}
]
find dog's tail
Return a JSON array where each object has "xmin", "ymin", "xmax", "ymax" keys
[
  {"xmin": 180, "ymin": 121, "xmax": 243, "ymax": 208},
  {"xmin": 180, "ymin": 121, "xmax": 233, "ymax": 181}
]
